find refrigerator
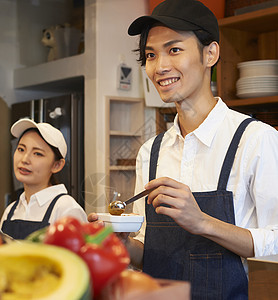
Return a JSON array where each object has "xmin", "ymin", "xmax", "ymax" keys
[{"xmin": 11, "ymin": 93, "xmax": 84, "ymax": 208}]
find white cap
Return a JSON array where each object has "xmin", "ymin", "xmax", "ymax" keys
[{"xmin": 11, "ymin": 118, "xmax": 67, "ymax": 158}]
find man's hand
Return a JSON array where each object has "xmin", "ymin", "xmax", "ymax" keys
[
  {"xmin": 145, "ymin": 177, "xmax": 254, "ymax": 258},
  {"xmin": 87, "ymin": 212, "xmax": 104, "ymax": 225},
  {"xmin": 145, "ymin": 177, "xmax": 208, "ymax": 235}
]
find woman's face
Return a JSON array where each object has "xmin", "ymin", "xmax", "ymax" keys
[
  {"xmin": 13, "ymin": 130, "xmax": 60, "ymax": 190},
  {"xmin": 145, "ymin": 26, "xmax": 208, "ymax": 104}
]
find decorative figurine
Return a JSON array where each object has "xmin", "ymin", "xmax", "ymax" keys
[{"xmin": 41, "ymin": 23, "xmax": 82, "ymax": 62}]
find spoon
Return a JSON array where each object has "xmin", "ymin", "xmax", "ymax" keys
[{"xmin": 108, "ymin": 187, "xmax": 155, "ymax": 215}]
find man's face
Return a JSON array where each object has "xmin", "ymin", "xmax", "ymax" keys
[{"xmin": 145, "ymin": 26, "xmax": 207, "ymax": 104}]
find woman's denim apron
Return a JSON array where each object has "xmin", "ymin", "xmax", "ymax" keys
[
  {"xmin": 1, "ymin": 193, "xmax": 66, "ymax": 240},
  {"xmin": 143, "ymin": 118, "xmax": 255, "ymax": 299}
]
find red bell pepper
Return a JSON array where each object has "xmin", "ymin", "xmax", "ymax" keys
[
  {"xmin": 80, "ymin": 226, "xmax": 130, "ymax": 297},
  {"xmin": 42, "ymin": 217, "xmax": 130, "ymax": 298},
  {"xmin": 44, "ymin": 216, "xmax": 86, "ymax": 254}
]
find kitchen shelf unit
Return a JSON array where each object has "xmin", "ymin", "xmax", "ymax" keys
[
  {"xmin": 106, "ymin": 96, "xmax": 144, "ymax": 210},
  {"xmin": 217, "ymin": 6, "xmax": 278, "ymax": 115}
]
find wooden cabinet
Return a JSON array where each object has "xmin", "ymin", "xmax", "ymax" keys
[
  {"xmin": 106, "ymin": 96, "xmax": 144, "ymax": 211},
  {"xmin": 248, "ymin": 255, "xmax": 278, "ymax": 299},
  {"xmin": 217, "ymin": 6, "xmax": 278, "ymax": 115}
]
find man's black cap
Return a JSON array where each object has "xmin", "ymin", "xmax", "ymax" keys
[{"xmin": 128, "ymin": 0, "xmax": 219, "ymax": 43}]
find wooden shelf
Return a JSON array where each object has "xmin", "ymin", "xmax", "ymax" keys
[
  {"xmin": 225, "ymin": 95, "xmax": 278, "ymax": 108},
  {"xmin": 218, "ymin": 6, "xmax": 278, "ymax": 32},
  {"xmin": 106, "ymin": 96, "xmax": 144, "ymax": 204},
  {"xmin": 110, "ymin": 131, "xmax": 142, "ymax": 137},
  {"xmin": 110, "ymin": 166, "xmax": 136, "ymax": 171},
  {"xmin": 217, "ymin": 5, "xmax": 278, "ymax": 120}
]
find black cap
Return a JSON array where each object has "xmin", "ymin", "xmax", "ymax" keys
[{"xmin": 128, "ymin": 0, "xmax": 219, "ymax": 43}]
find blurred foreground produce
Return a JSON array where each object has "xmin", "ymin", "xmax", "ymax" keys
[
  {"xmin": 32, "ymin": 216, "xmax": 130, "ymax": 298},
  {"xmin": 0, "ymin": 242, "xmax": 91, "ymax": 300},
  {"xmin": 97, "ymin": 269, "xmax": 160, "ymax": 300},
  {"xmin": 97, "ymin": 269, "xmax": 191, "ymax": 300}
]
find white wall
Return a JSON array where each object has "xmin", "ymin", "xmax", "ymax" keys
[
  {"xmin": 95, "ymin": 0, "xmax": 148, "ymax": 167},
  {"xmin": 85, "ymin": 0, "xmax": 155, "ymax": 213},
  {"xmin": 0, "ymin": 0, "xmax": 18, "ymax": 106}
]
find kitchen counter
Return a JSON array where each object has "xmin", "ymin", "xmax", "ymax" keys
[{"xmin": 248, "ymin": 255, "xmax": 278, "ymax": 299}]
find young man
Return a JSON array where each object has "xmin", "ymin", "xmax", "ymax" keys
[{"xmin": 89, "ymin": 0, "xmax": 278, "ymax": 298}]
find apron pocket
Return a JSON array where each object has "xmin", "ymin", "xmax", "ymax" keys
[{"xmin": 190, "ymin": 252, "xmax": 223, "ymax": 300}]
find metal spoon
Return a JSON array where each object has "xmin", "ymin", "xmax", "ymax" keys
[{"xmin": 108, "ymin": 188, "xmax": 155, "ymax": 215}]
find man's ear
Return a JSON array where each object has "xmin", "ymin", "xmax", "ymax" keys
[
  {"xmin": 52, "ymin": 158, "xmax": 65, "ymax": 174},
  {"xmin": 205, "ymin": 41, "xmax": 220, "ymax": 67}
]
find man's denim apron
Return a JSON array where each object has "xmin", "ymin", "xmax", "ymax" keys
[
  {"xmin": 143, "ymin": 118, "xmax": 255, "ymax": 299},
  {"xmin": 1, "ymin": 193, "xmax": 66, "ymax": 239}
]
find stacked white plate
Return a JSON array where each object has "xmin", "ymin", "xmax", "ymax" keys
[{"xmin": 236, "ymin": 60, "xmax": 278, "ymax": 98}]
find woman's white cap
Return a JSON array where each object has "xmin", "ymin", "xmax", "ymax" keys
[{"xmin": 11, "ymin": 118, "xmax": 67, "ymax": 158}]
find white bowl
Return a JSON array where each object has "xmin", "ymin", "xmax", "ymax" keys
[
  {"xmin": 237, "ymin": 89, "xmax": 278, "ymax": 98},
  {"xmin": 97, "ymin": 213, "xmax": 144, "ymax": 232},
  {"xmin": 238, "ymin": 60, "xmax": 278, "ymax": 78}
]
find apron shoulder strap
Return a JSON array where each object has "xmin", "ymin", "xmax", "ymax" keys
[
  {"xmin": 6, "ymin": 200, "xmax": 20, "ymax": 220},
  {"xmin": 42, "ymin": 193, "xmax": 68, "ymax": 223},
  {"xmin": 217, "ymin": 118, "xmax": 256, "ymax": 190},
  {"xmin": 149, "ymin": 132, "xmax": 166, "ymax": 181},
  {"xmin": 148, "ymin": 118, "xmax": 255, "ymax": 190}
]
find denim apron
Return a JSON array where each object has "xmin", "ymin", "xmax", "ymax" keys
[
  {"xmin": 1, "ymin": 193, "xmax": 66, "ymax": 240},
  {"xmin": 143, "ymin": 118, "xmax": 255, "ymax": 300}
]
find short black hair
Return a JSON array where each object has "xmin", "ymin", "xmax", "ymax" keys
[{"xmin": 134, "ymin": 25, "xmax": 219, "ymax": 69}]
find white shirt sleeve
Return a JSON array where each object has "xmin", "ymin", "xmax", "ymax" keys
[
  {"xmin": 246, "ymin": 127, "xmax": 278, "ymax": 257},
  {"xmin": 49, "ymin": 194, "xmax": 88, "ymax": 224}
]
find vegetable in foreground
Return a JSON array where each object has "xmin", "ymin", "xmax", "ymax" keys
[
  {"xmin": 0, "ymin": 242, "xmax": 91, "ymax": 300},
  {"xmin": 43, "ymin": 216, "xmax": 130, "ymax": 297}
]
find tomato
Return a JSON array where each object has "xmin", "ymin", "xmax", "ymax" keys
[
  {"xmin": 44, "ymin": 217, "xmax": 85, "ymax": 254},
  {"xmin": 58, "ymin": 216, "xmax": 84, "ymax": 232},
  {"xmin": 98, "ymin": 270, "xmax": 160, "ymax": 300},
  {"xmin": 82, "ymin": 222, "xmax": 104, "ymax": 236},
  {"xmin": 79, "ymin": 226, "xmax": 130, "ymax": 297},
  {"xmin": 102, "ymin": 233, "xmax": 129, "ymax": 261}
]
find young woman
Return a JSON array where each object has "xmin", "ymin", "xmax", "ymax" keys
[{"xmin": 0, "ymin": 118, "xmax": 87, "ymax": 239}]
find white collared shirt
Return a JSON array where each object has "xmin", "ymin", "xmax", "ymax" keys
[
  {"xmin": 0, "ymin": 184, "xmax": 88, "ymax": 227},
  {"xmin": 133, "ymin": 98, "xmax": 278, "ymax": 258}
]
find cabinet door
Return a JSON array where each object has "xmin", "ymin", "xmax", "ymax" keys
[
  {"xmin": 217, "ymin": 7, "xmax": 278, "ymax": 127},
  {"xmin": 218, "ymin": 7, "xmax": 278, "ymax": 103}
]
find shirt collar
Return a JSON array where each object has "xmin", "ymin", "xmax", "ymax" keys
[
  {"xmin": 20, "ymin": 184, "xmax": 67, "ymax": 207},
  {"xmin": 194, "ymin": 98, "xmax": 228, "ymax": 147},
  {"xmin": 166, "ymin": 98, "xmax": 228, "ymax": 147}
]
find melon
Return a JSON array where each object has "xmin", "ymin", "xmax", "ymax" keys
[{"xmin": 0, "ymin": 242, "xmax": 91, "ymax": 300}]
